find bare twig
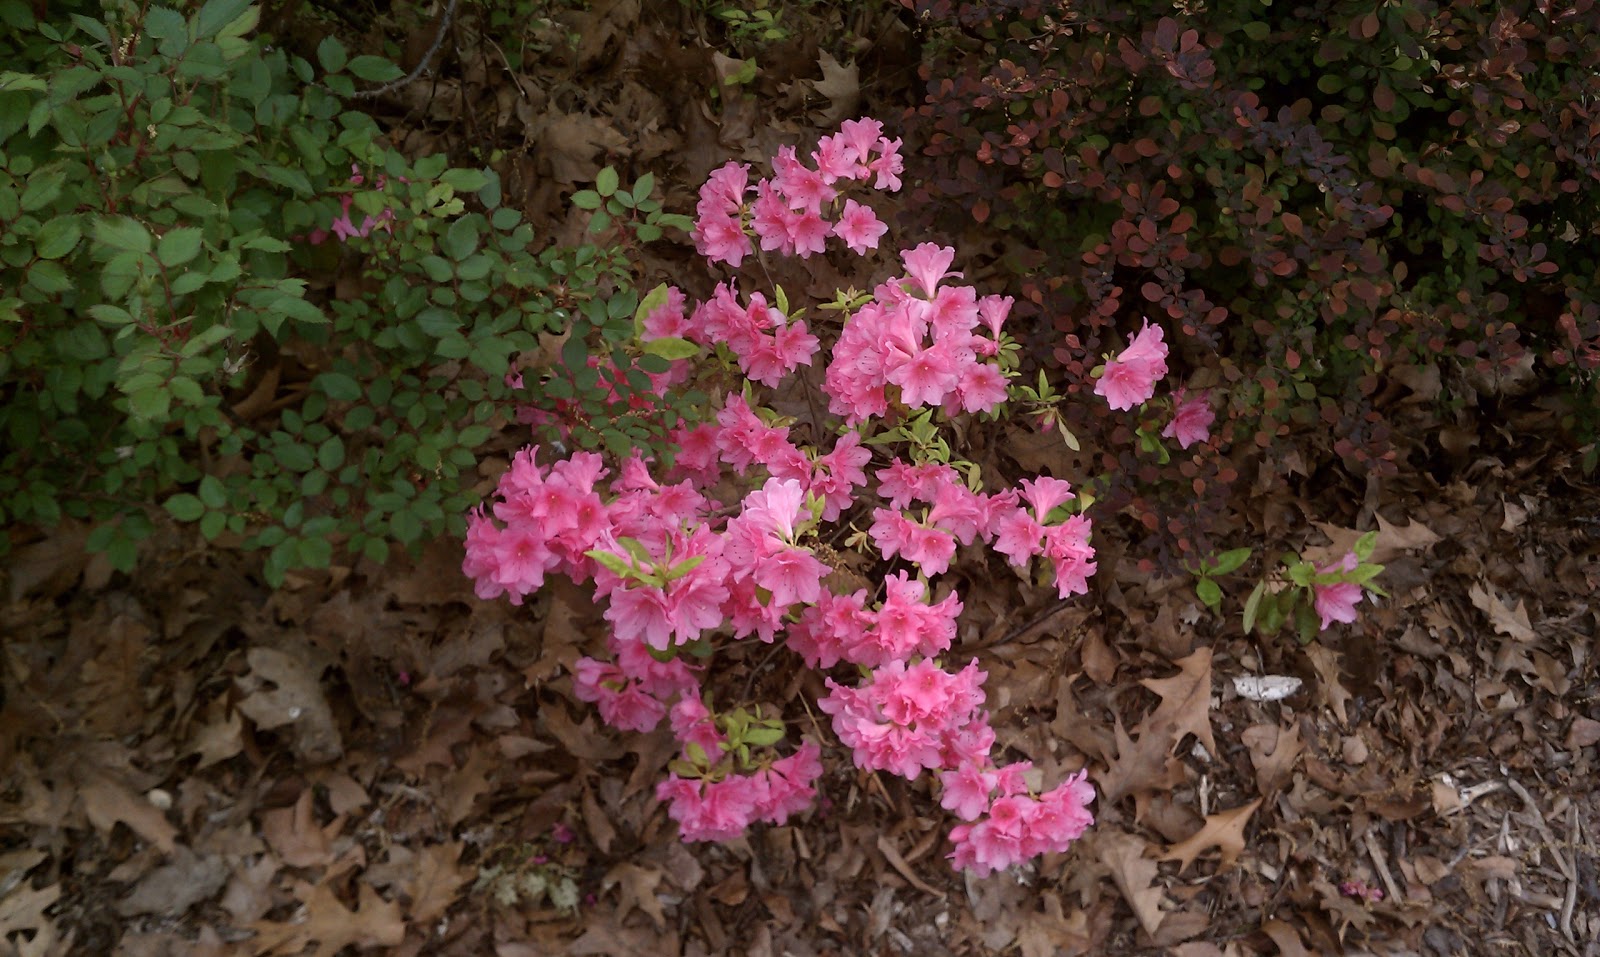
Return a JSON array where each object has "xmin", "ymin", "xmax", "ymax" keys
[{"xmin": 340, "ymin": 0, "xmax": 460, "ymax": 101}]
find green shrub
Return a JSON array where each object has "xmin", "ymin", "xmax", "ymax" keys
[{"xmin": 0, "ymin": 0, "xmax": 686, "ymax": 582}]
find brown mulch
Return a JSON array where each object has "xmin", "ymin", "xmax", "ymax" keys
[{"xmin": 4, "ymin": 3, "xmax": 1600, "ymax": 956}]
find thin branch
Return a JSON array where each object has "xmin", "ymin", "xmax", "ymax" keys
[{"xmin": 340, "ymin": 0, "xmax": 458, "ymax": 101}]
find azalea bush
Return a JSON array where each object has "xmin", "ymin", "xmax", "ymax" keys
[
  {"xmin": 901, "ymin": 0, "xmax": 1600, "ymax": 566},
  {"xmin": 458, "ymin": 117, "xmax": 1288, "ymax": 874}
]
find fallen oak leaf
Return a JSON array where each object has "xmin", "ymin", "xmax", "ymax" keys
[
  {"xmin": 1159, "ymin": 798, "xmax": 1263, "ymax": 874},
  {"xmin": 403, "ymin": 842, "xmax": 469, "ymax": 925},
  {"xmin": 250, "ymin": 880, "xmax": 404, "ymax": 957},
  {"xmin": 1095, "ymin": 715, "xmax": 1184, "ymax": 814},
  {"xmin": 1140, "ymin": 647, "xmax": 1217, "ymax": 758},
  {"xmin": 1303, "ymin": 642, "xmax": 1352, "ymax": 726},
  {"xmin": 808, "ymin": 50, "xmax": 859, "ymax": 124},
  {"xmin": 79, "ymin": 770, "xmax": 177, "ymax": 855},
  {"xmin": 1097, "ymin": 830, "xmax": 1167, "ymax": 938},
  {"xmin": 1467, "ymin": 582, "xmax": 1535, "ymax": 641},
  {"xmin": 602, "ymin": 862, "xmax": 666, "ymax": 930},
  {"xmin": 1241, "ymin": 723, "xmax": 1303, "ymax": 796}
]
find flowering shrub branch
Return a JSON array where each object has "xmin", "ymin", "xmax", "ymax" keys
[{"xmin": 460, "ymin": 117, "xmax": 1222, "ymax": 875}]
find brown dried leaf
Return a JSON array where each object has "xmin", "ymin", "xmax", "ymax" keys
[
  {"xmin": 250, "ymin": 880, "xmax": 404, "ymax": 957},
  {"xmin": 1241, "ymin": 723, "xmax": 1303, "ymax": 795},
  {"xmin": 1303, "ymin": 643, "xmax": 1352, "ymax": 725},
  {"xmin": 1308, "ymin": 515, "xmax": 1439, "ymax": 566},
  {"xmin": 1158, "ymin": 798, "xmax": 1262, "ymax": 874},
  {"xmin": 533, "ymin": 110, "xmax": 627, "ymax": 185},
  {"xmin": 1097, "ymin": 831, "xmax": 1166, "ymax": 938},
  {"xmin": 79, "ymin": 772, "xmax": 177, "ymax": 854},
  {"xmin": 0, "ymin": 881, "xmax": 60, "ymax": 940},
  {"xmin": 603, "ymin": 862, "xmax": 666, "ymax": 930},
  {"xmin": 808, "ymin": 51, "xmax": 859, "ymax": 124},
  {"xmin": 1260, "ymin": 918, "xmax": 1311, "ymax": 957},
  {"xmin": 260, "ymin": 790, "xmax": 341, "ymax": 869},
  {"xmin": 1015, "ymin": 895, "xmax": 1091, "ymax": 957},
  {"xmin": 440, "ymin": 746, "xmax": 496, "ymax": 827},
  {"xmin": 1467, "ymin": 582, "xmax": 1535, "ymax": 641},
  {"xmin": 1139, "ymin": 647, "xmax": 1216, "ymax": 758},
  {"xmin": 188, "ymin": 698, "xmax": 244, "ymax": 771},
  {"xmin": 116, "ymin": 845, "xmax": 229, "ymax": 917},
  {"xmin": 404, "ymin": 842, "xmax": 469, "ymax": 925},
  {"xmin": 236, "ymin": 646, "xmax": 343, "ymax": 764},
  {"xmin": 1096, "ymin": 715, "xmax": 1183, "ymax": 812},
  {"xmin": 580, "ymin": 781, "xmax": 619, "ymax": 857}
]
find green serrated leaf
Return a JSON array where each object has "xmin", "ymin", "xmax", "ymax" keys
[
  {"xmin": 595, "ymin": 166, "xmax": 619, "ymax": 197},
  {"xmin": 157, "ymin": 226, "xmax": 204, "ymax": 267},
  {"xmin": 164, "ymin": 493, "xmax": 205, "ymax": 521},
  {"xmin": 347, "ymin": 55, "xmax": 403, "ymax": 83},
  {"xmin": 317, "ymin": 36, "xmax": 348, "ymax": 73}
]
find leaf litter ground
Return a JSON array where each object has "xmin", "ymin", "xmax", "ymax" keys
[{"xmin": 3, "ymin": 4, "xmax": 1600, "ymax": 955}]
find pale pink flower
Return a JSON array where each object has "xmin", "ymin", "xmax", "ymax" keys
[
  {"xmin": 1163, "ymin": 389, "xmax": 1215, "ymax": 448},
  {"xmin": 1094, "ymin": 320, "xmax": 1169, "ymax": 411},
  {"xmin": 900, "ymin": 243, "xmax": 959, "ymax": 297},
  {"xmin": 1314, "ymin": 552, "xmax": 1364, "ymax": 630},
  {"xmin": 832, "ymin": 199, "xmax": 888, "ymax": 254}
]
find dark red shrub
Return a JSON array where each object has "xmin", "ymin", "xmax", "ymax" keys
[{"xmin": 900, "ymin": 0, "xmax": 1600, "ymax": 557}]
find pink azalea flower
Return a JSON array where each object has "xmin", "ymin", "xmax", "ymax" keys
[
  {"xmin": 693, "ymin": 213, "xmax": 750, "ymax": 267},
  {"xmin": 832, "ymin": 199, "xmax": 889, "ymax": 254},
  {"xmin": 1095, "ymin": 319, "xmax": 1169, "ymax": 411},
  {"xmin": 1163, "ymin": 388, "xmax": 1215, "ymax": 448},
  {"xmin": 900, "ymin": 243, "xmax": 959, "ymax": 297},
  {"xmin": 1314, "ymin": 552, "xmax": 1364, "ymax": 630}
]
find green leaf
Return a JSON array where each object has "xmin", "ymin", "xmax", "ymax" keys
[
  {"xmin": 164, "ymin": 493, "xmax": 205, "ymax": 521},
  {"xmin": 19, "ymin": 168, "xmax": 65, "ymax": 212},
  {"xmin": 570, "ymin": 189, "xmax": 602, "ymax": 210},
  {"xmin": 144, "ymin": 6, "xmax": 188, "ymax": 42},
  {"xmin": 94, "ymin": 216, "xmax": 152, "ymax": 253},
  {"xmin": 297, "ymin": 536, "xmax": 333, "ymax": 569},
  {"xmin": 316, "ymin": 371, "xmax": 362, "ymax": 401},
  {"xmin": 316, "ymin": 435, "xmax": 345, "ymax": 470},
  {"xmin": 595, "ymin": 166, "xmax": 619, "ymax": 197},
  {"xmin": 198, "ymin": 474, "xmax": 227, "ymax": 508},
  {"xmin": 631, "ymin": 171, "xmax": 655, "ymax": 204},
  {"xmin": 1196, "ymin": 576, "xmax": 1223, "ymax": 609},
  {"xmin": 643, "ymin": 336, "xmax": 698, "ymax": 360},
  {"xmin": 1352, "ymin": 530, "xmax": 1378, "ymax": 562},
  {"xmin": 347, "ymin": 55, "xmax": 403, "ymax": 83},
  {"xmin": 1209, "ymin": 547, "xmax": 1252, "ymax": 576},
  {"xmin": 317, "ymin": 36, "xmax": 348, "ymax": 73},
  {"xmin": 157, "ymin": 226, "xmax": 204, "ymax": 267},
  {"xmin": 1242, "ymin": 21, "xmax": 1270, "ymax": 40},
  {"xmin": 1242, "ymin": 581, "xmax": 1266, "ymax": 633},
  {"xmin": 194, "ymin": 0, "xmax": 251, "ymax": 38},
  {"xmin": 743, "ymin": 726, "xmax": 785, "ymax": 747},
  {"xmin": 33, "ymin": 217, "xmax": 82, "ymax": 259},
  {"xmin": 585, "ymin": 549, "xmax": 634, "ymax": 577}
]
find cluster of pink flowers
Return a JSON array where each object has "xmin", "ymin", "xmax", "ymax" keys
[
  {"xmin": 825, "ymin": 245, "xmax": 1012, "ymax": 422},
  {"xmin": 307, "ymin": 164, "xmax": 398, "ymax": 245},
  {"xmin": 690, "ymin": 117, "xmax": 902, "ymax": 267},
  {"xmin": 944, "ymin": 765, "xmax": 1096, "ymax": 876},
  {"xmin": 655, "ymin": 695, "xmax": 824, "ymax": 841},
  {"xmin": 463, "ymin": 118, "xmax": 1111, "ymax": 874},
  {"xmin": 818, "ymin": 658, "xmax": 992, "ymax": 779}
]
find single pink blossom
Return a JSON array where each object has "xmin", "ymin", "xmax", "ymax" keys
[
  {"xmin": 1314, "ymin": 552, "xmax": 1364, "ymax": 630},
  {"xmin": 832, "ymin": 199, "xmax": 888, "ymax": 254},
  {"xmin": 1163, "ymin": 389, "xmax": 1215, "ymax": 448},
  {"xmin": 1094, "ymin": 320, "xmax": 1169, "ymax": 411}
]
